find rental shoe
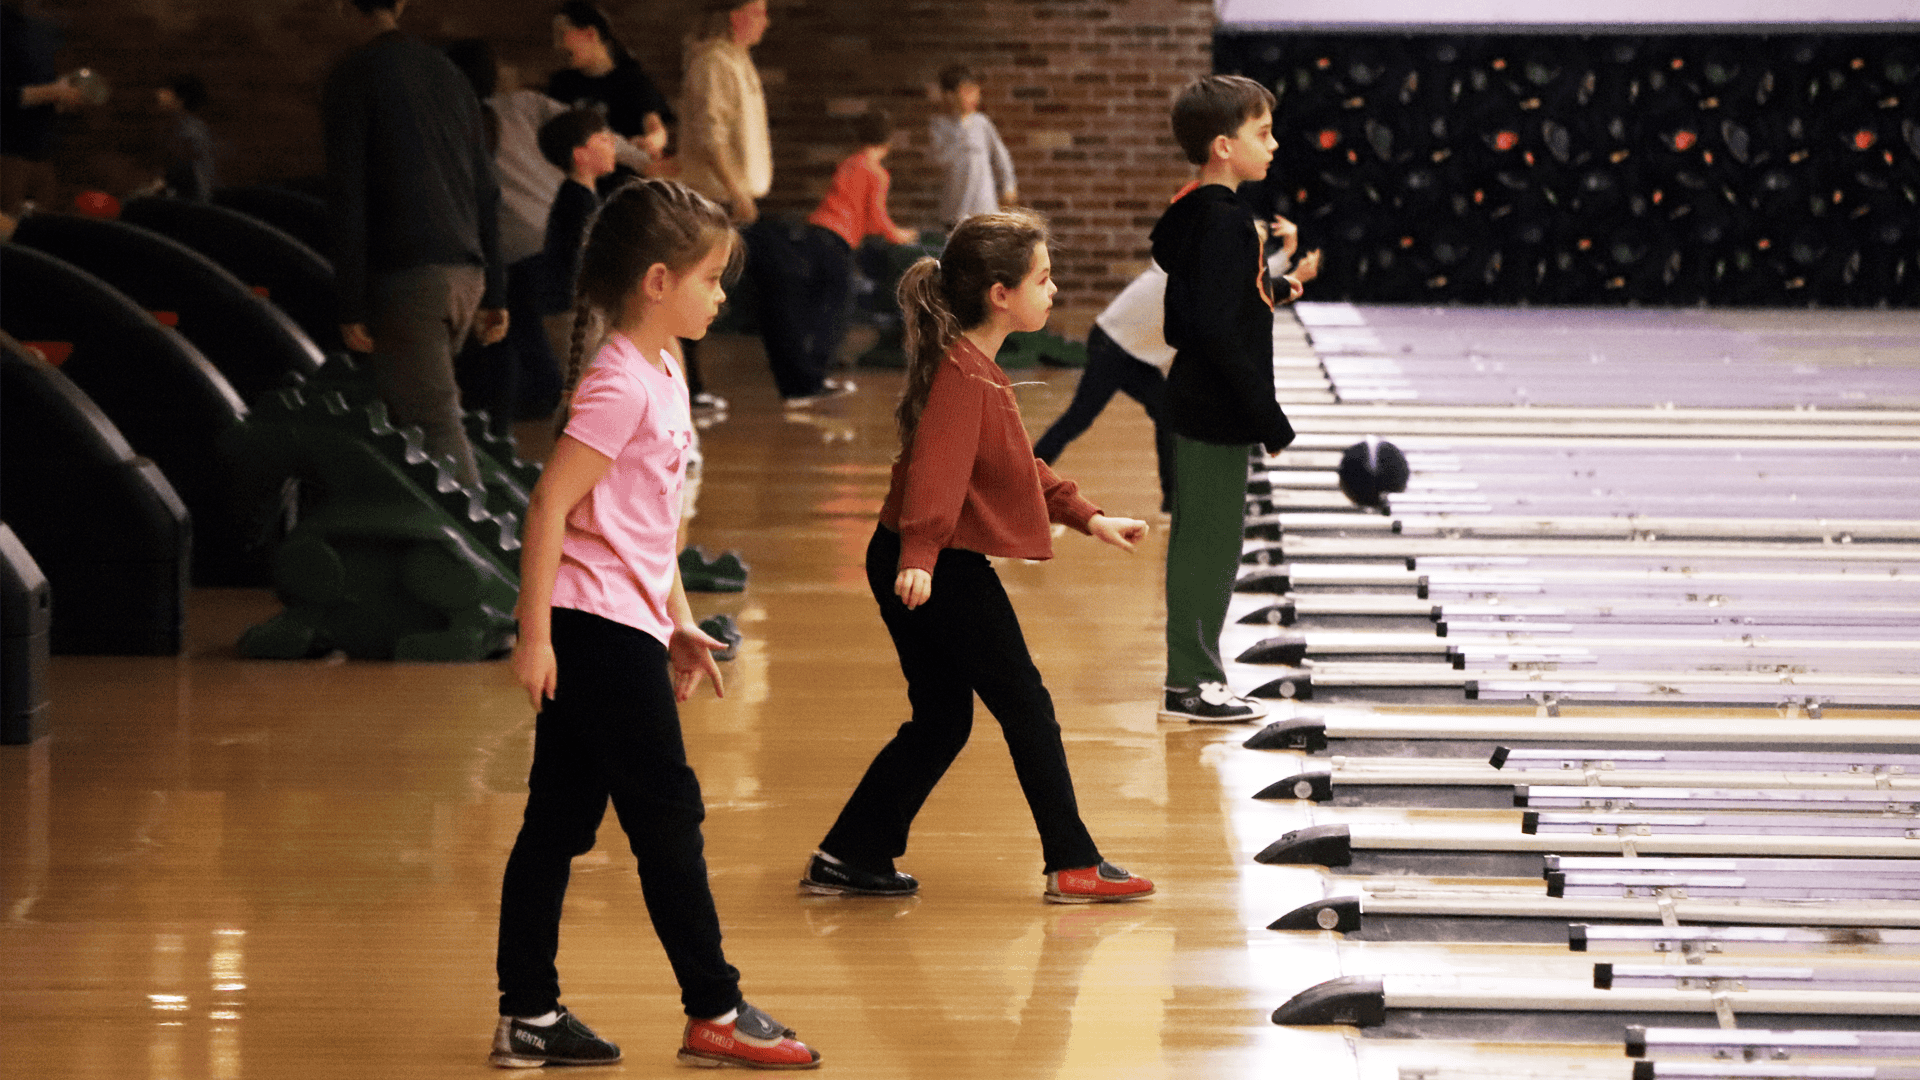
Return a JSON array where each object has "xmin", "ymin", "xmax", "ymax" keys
[
  {"xmin": 704, "ymin": 550, "xmax": 750, "ymax": 582},
  {"xmin": 678, "ymin": 1002, "xmax": 821, "ymax": 1070},
  {"xmin": 799, "ymin": 853, "xmax": 919, "ymax": 897},
  {"xmin": 1158, "ymin": 682, "xmax": 1268, "ymax": 724},
  {"xmin": 489, "ymin": 1007, "xmax": 621, "ymax": 1068},
  {"xmin": 698, "ymin": 614, "xmax": 743, "ymax": 661},
  {"xmin": 782, "ymin": 378, "xmax": 857, "ymax": 409},
  {"xmin": 1044, "ymin": 861, "xmax": 1156, "ymax": 904},
  {"xmin": 680, "ymin": 546, "xmax": 747, "ymax": 593}
]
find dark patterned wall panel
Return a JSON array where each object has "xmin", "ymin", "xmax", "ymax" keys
[{"xmin": 1216, "ymin": 32, "xmax": 1919, "ymax": 307}]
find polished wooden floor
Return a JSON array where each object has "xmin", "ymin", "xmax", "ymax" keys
[{"xmin": 1, "ymin": 334, "xmax": 1350, "ymax": 1078}]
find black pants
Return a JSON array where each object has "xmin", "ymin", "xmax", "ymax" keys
[
  {"xmin": 1031, "ymin": 326, "xmax": 1175, "ymax": 510},
  {"xmin": 508, "ymin": 255, "xmax": 563, "ymax": 421},
  {"xmin": 747, "ymin": 220, "xmax": 853, "ymax": 400},
  {"xmin": 820, "ymin": 525, "xmax": 1102, "ymax": 875},
  {"xmin": 458, "ymin": 256, "xmax": 565, "ymax": 432},
  {"xmin": 679, "ymin": 336, "xmax": 706, "ymax": 399},
  {"xmin": 496, "ymin": 608, "xmax": 741, "ymax": 1019}
]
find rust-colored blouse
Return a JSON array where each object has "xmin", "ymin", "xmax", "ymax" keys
[{"xmin": 880, "ymin": 337, "xmax": 1100, "ymax": 572}]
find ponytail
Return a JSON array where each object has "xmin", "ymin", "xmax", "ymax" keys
[
  {"xmin": 893, "ymin": 209, "xmax": 1050, "ymax": 453},
  {"xmin": 895, "ymin": 257, "xmax": 961, "ymax": 453}
]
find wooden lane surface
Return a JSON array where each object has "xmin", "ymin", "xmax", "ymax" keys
[{"xmin": 0, "ymin": 334, "xmax": 1344, "ymax": 1078}]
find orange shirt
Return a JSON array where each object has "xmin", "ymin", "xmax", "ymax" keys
[
  {"xmin": 808, "ymin": 152, "xmax": 902, "ymax": 250},
  {"xmin": 880, "ymin": 338, "xmax": 1100, "ymax": 572}
]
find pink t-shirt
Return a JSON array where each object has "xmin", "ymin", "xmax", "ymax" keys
[{"xmin": 549, "ymin": 334, "xmax": 692, "ymax": 646}]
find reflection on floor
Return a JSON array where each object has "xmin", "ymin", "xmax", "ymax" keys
[
  {"xmin": 0, "ymin": 332, "xmax": 1345, "ymax": 1079},
  {"xmin": 10, "ymin": 313, "xmax": 1914, "ymax": 1079}
]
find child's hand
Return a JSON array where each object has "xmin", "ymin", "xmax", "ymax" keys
[
  {"xmin": 634, "ymin": 129, "xmax": 668, "ymax": 159},
  {"xmin": 895, "ymin": 568, "xmax": 932, "ymax": 609},
  {"xmin": 890, "ymin": 226, "xmax": 918, "ymax": 245},
  {"xmin": 730, "ymin": 194, "xmax": 758, "ymax": 225},
  {"xmin": 341, "ymin": 323, "xmax": 374, "ymax": 353},
  {"xmin": 1270, "ymin": 215, "xmax": 1299, "ymax": 255},
  {"xmin": 668, "ymin": 623, "xmax": 727, "ymax": 702},
  {"xmin": 513, "ymin": 636, "xmax": 558, "ymax": 712},
  {"xmin": 1279, "ymin": 275, "xmax": 1305, "ymax": 303},
  {"xmin": 1294, "ymin": 249, "xmax": 1322, "ymax": 284},
  {"xmin": 474, "ymin": 308, "xmax": 510, "ymax": 346},
  {"xmin": 1087, "ymin": 514, "xmax": 1148, "ymax": 553},
  {"xmin": 1000, "ymin": 187, "xmax": 1019, "ymax": 207}
]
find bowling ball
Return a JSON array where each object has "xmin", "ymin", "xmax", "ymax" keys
[
  {"xmin": 72, "ymin": 191, "xmax": 120, "ymax": 219},
  {"xmin": 1338, "ymin": 438, "xmax": 1410, "ymax": 508}
]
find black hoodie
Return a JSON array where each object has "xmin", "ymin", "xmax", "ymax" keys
[{"xmin": 1149, "ymin": 183, "xmax": 1295, "ymax": 452}]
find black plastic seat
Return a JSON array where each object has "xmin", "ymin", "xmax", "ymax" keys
[
  {"xmin": 0, "ymin": 243, "xmax": 262, "ymax": 585},
  {"xmin": 11, "ymin": 211, "xmax": 322, "ymax": 403},
  {"xmin": 120, "ymin": 195, "xmax": 341, "ymax": 353},
  {"xmin": 213, "ymin": 184, "xmax": 331, "ymax": 259},
  {"xmin": 0, "ymin": 521, "xmax": 52, "ymax": 744},
  {"xmin": 0, "ymin": 334, "xmax": 190, "ymax": 658}
]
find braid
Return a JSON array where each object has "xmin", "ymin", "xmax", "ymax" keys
[
  {"xmin": 549, "ymin": 178, "xmax": 738, "ymax": 442},
  {"xmin": 553, "ymin": 296, "xmax": 597, "ymax": 440}
]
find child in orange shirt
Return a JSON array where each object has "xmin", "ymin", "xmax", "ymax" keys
[{"xmin": 746, "ymin": 110, "xmax": 915, "ymax": 405}]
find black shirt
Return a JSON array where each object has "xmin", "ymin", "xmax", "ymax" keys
[
  {"xmin": 1150, "ymin": 183, "xmax": 1295, "ymax": 452},
  {"xmin": 322, "ymin": 30, "xmax": 504, "ymax": 323},
  {"xmin": 548, "ymin": 57, "xmax": 674, "ymax": 139},
  {"xmin": 1, "ymin": 6, "xmax": 61, "ymax": 160},
  {"xmin": 541, "ymin": 179, "xmax": 599, "ymax": 316}
]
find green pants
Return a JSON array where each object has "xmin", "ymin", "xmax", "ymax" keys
[{"xmin": 1164, "ymin": 436, "xmax": 1253, "ymax": 689}]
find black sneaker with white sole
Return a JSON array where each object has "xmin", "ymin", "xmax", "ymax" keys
[
  {"xmin": 1159, "ymin": 682, "xmax": 1268, "ymax": 724},
  {"xmin": 799, "ymin": 853, "xmax": 919, "ymax": 897},
  {"xmin": 783, "ymin": 378, "xmax": 857, "ymax": 409},
  {"xmin": 490, "ymin": 1007, "xmax": 621, "ymax": 1068}
]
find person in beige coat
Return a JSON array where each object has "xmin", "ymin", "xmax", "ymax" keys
[{"xmin": 678, "ymin": 0, "xmax": 770, "ymax": 226}]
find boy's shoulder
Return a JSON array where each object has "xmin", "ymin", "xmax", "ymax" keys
[
  {"xmin": 1154, "ymin": 183, "xmax": 1253, "ymax": 241},
  {"xmin": 548, "ymin": 180, "xmax": 600, "ymax": 222}
]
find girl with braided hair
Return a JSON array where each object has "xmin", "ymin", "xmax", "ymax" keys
[
  {"xmin": 492, "ymin": 178, "xmax": 820, "ymax": 1071},
  {"xmin": 799, "ymin": 210, "xmax": 1158, "ymax": 906}
]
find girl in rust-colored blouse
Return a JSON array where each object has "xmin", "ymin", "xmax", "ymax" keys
[{"xmin": 800, "ymin": 210, "xmax": 1158, "ymax": 905}]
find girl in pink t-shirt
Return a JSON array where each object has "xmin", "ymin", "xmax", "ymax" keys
[{"xmin": 492, "ymin": 179, "xmax": 820, "ymax": 1072}]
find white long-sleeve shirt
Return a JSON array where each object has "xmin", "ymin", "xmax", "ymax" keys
[
  {"xmin": 928, "ymin": 111, "xmax": 1015, "ymax": 227},
  {"xmin": 678, "ymin": 36, "xmax": 771, "ymax": 205}
]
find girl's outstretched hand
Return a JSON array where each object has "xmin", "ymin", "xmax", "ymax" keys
[
  {"xmin": 895, "ymin": 567, "xmax": 933, "ymax": 610},
  {"xmin": 1087, "ymin": 514, "xmax": 1148, "ymax": 553},
  {"xmin": 513, "ymin": 637, "xmax": 558, "ymax": 712},
  {"xmin": 1294, "ymin": 248, "xmax": 1322, "ymax": 284},
  {"xmin": 669, "ymin": 623, "xmax": 727, "ymax": 702}
]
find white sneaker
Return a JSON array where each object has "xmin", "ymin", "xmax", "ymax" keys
[{"xmin": 1159, "ymin": 682, "xmax": 1268, "ymax": 723}]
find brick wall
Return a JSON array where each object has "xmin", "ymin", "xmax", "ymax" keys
[{"xmin": 35, "ymin": 0, "xmax": 1213, "ymax": 336}]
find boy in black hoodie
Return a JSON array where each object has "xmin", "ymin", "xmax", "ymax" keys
[{"xmin": 1151, "ymin": 75, "xmax": 1304, "ymax": 723}]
